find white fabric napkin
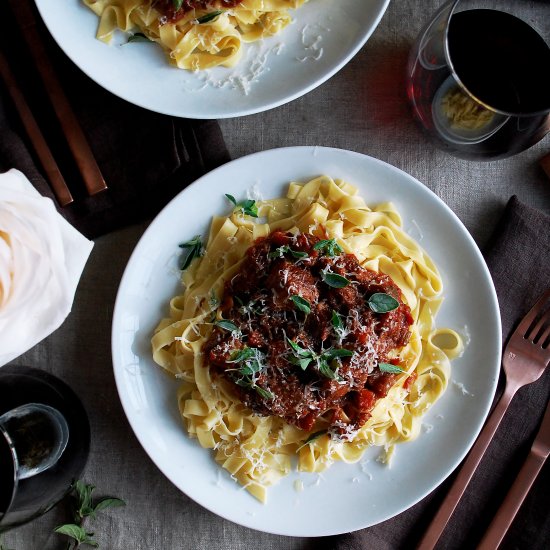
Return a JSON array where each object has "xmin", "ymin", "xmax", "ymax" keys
[{"xmin": 0, "ymin": 169, "xmax": 94, "ymax": 367}]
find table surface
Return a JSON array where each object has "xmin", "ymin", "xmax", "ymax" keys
[{"xmin": 5, "ymin": 1, "xmax": 550, "ymax": 549}]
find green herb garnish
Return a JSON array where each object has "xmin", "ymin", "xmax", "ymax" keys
[
  {"xmin": 367, "ymin": 292, "xmax": 399, "ymax": 313},
  {"xmin": 286, "ymin": 338, "xmax": 315, "ymax": 370},
  {"xmin": 320, "ymin": 269, "xmax": 350, "ymax": 288},
  {"xmin": 54, "ymin": 480, "xmax": 125, "ymax": 549},
  {"xmin": 296, "ymin": 430, "xmax": 326, "ymax": 451},
  {"xmin": 290, "ymin": 295, "xmax": 311, "ymax": 315},
  {"xmin": 331, "ymin": 310, "xmax": 344, "ymax": 331},
  {"xmin": 313, "ymin": 239, "xmax": 343, "ymax": 257},
  {"xmin": 196, "ymin": 10, "xmax": 224, "ymax": 24},
  {"xmin": 178, "ymin": 235, "xmax": 203, "ymax": 270},
  {"xmin": 127, "ymin": 32, "xmax": 151, "ymax": 43},
  {"xmin": 214, "ymin": 319, "xmax": 239, "ymax": 332},
  {"xmin": 173, "ymin": 0, "xmax": 184, "ymax": 9},
  {"xmin": 286, "ymin": 339, "xmax": 352, "ymax": 379},
  {"xmin": 225, "ymin": 194, "xmax": 259, "ymax": 218},
  {"xmin": 268, "ymin": 245, "xmax": 308, "ymax": 260},
  {"xmin": 227, "ymin": 347, "xmax": 273, "ymax": 399},
  {"xmin": 378, "ymin": 362, "xmax": 406, "ymax": 374}
]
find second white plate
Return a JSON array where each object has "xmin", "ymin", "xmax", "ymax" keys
[{"xmin": 35, "ymin": 0, "xmax": 390, "ymax": 119}]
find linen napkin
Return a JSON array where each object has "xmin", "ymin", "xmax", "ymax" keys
[
  {"xmin": 0, "ymin": 169, "xmax": 94, "ymax": 367},
  {"xmin": 0, "ymin": 1, "xmax": 230, "ymax": 239},
  {"xmin": 320, "ymin": 197, "xmax": 550, "ymax": 550}
]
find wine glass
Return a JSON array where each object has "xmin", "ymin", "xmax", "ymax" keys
[
  {"xmin": 0, "ymin": 366, "xmax": 90, "ymax": 531},
  {"xmin": 407, "ymin": 0, "xmax": 550, "ymax": 160}
]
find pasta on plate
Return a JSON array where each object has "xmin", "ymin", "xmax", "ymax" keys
[
  {"xmin": 83, "ymin": 0, "xmax": 308, "ymax": 70},
  {"xmin": 151, "ymin": 176, "xmax": 462, "ymax": 502}
]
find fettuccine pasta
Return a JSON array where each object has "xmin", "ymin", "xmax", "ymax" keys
[
  {"xmin": 151, "ymin": 176, "xmax": 462, "ymax": 502},
  {"xmin": 83, "ymin": 0, "xmax": 307, "ymax": 70}
]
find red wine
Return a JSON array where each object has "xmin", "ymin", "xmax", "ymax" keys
[
  {"xmin": 407, "ymin": 7, "xmax": 550, "ymax": 159},
  {"xmin": 448, "ymin": 9, "xmax": 550, "ymax": 115}
]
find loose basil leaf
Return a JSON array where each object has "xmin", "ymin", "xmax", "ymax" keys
[
  {"xmin": 290, "ymin": 295, "xmax": 311, "ymax": 315},
  {"xmin": 178, "ymin": 235, "xmax": 203, "ymax": 270},
  {"xmin": 224, "ymin": 194, "xmax": 258, "ymax": 217},
  {"xmin": 173, "ymin": 0, "xmax": 184, "ymax": 9},
  {"xmin": 214, "ymin": 320, "xmax": 239, "ymax": 332},
  {"xmin": 196, "ymin": 10, "xmax": 224, "ymax": 24},
  {"xmin": 313, "ymin": 239, "xmax": 343, "ymax": 257},
  {"xmin": 367, "ymin": 292, "xmax": 399, "ymax": 313},
  {"xmin": 296, "ymin": 430, "xmax": 326, "ymax": 451},
  {"xmin": 378, "ymin": 362, "xmax": 406, "ymax": 374},
  {"xmin": 127, "ymin": 32, "xmax": 151, "ymax": 43},
  {"xmin": 320, "ymin": 270, "xmax": 350, "ymax": 288}
]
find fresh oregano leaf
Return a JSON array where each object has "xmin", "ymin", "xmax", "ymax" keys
[
  {"xmin": 254, "ymin": 385, "xmax": 275, "ymax": 400},
  {"xmin": 127, "ymin": 32, "xmax": 151, "ymax": 43},
  {"xmin": 367, "ymin": 293, "xmax": 399, "ymax": 313},
  {"xmin": 196, "ymin": 10, "xmax": 224, "ymax": 24},
  {"xmin": 296, "ymin": 430, "xmax": 326, "ymax": 451},
  {"xmin": 224, "ymin": 194, "xmax": 258, "ymax": 217},
  {"xmin": 178, "ymin": 235, "xmax": 203, "ymax": 271},
  {"xmin": 378, "ymin": 362, "xmax": 406, "ymax": 374},
  {"xmin": 322, "ymin": 348, "xmax": 353, "ymax": 361},
  {"xmin": 227, "ymin": 347, "xmax": 257, "ymax": 363},
  {"xmin": 331, "ymin": 310, "xmax": 344, "ymax": 331},
  {"xmin": 290, "ymin": 295, "xmax": 311, "ymax": 315},
  {"xmin": 313, "ymin": 239, "xmax": 343, "ymax": 257},
  {"xmin": 317, "ymin": 358, "xmax": 339, "ymax": 379},
  {"xmin": 54, "ymin": 524, "xmax": 89, "ymax": 544},
  {"xmin": 214, "ymin": 319, "xmax": 239, "ymax": 332},
  {"xmin": 320, "ymin": 269, "xmax": 350, "ymax": 288},
  {"xmin": 93, "ymin": 498, "xmax": 126, "ymax": 513}
]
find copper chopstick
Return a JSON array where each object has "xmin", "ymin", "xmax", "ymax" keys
[
  {"xmin": 8, "ymin": 0, "xmax": 108, "ymax": 197},
  {"xmin": 0, "ymin": 49, "xmax": 73, "ymax": 206},
  {"xmin": 477, "ymin": 398, "xmax": 550, "ymax": 550}
]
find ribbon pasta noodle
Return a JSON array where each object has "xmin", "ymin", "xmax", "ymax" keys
[
  {"xmin": 151, "ymin": 176, "xmax": 462, "ymax": 502},
  {"xmin": 83, "ymin": 0, "xmax": 307, "ymax": 70}
]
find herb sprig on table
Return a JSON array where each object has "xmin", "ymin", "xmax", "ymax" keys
[{"xmin": 54, "ymin": 481, "xmax": 125, "ymax": 549}]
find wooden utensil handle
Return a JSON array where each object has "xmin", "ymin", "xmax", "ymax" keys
[
  {"xmin": 417, "ymin": 384, "xmax": 518, "ymax": 550},
  {"xmin": 8, "ymin": 0, "xmax": 107, "ymax": 197},
  {"xmin": 477, "ymin": 451, "xmax": 545, "ymax": 550},
  {"xmin": 0, "ymin": 51, "xmax": 73, "ymax": 206}
]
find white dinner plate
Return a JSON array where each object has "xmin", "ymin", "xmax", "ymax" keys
[
  {"xmin": 34, "ymin": 0, "xmax": 390, "ymax": 119},
  {"xmin": 111, "ymin": 147, "xmax": 501, "ymax": 536}
]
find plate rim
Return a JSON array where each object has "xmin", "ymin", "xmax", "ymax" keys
[
  {"xmin": 34, "ymin": 0, "xmax": 391, "ymax": 119},
  {"xmin": 111, "ymin": 146, "xmax": 502, "ymax": 535}
]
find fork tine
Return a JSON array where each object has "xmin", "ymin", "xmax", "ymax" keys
[
  {"xmin": 539, "ymin": 325, "xmax": 550, "ymax": 349},
  {"xmin": 516, "ymin": 289, "xmax": 550, "ymax": 337},
  {"xmin": 526, "ymin": 309, "xmax": 550, "ymax": 343}
]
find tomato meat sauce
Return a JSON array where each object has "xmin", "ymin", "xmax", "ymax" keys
[
  {"xmin": 154, "ymin": 0, "xmax": 241, "ymax": 23},
  {"xmin": 203, "ymin": 231, "xmax": 414, "ymax": 439}
]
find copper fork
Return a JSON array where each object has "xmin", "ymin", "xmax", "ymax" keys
[
  {"xmin": 417, "ymin": 288, "xmax": 550, "ymax": 550},
  {"xmin": 478, "ymin": 395, "xmax": 550, "ymax": 549}
]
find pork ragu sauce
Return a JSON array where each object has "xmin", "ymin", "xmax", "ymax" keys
[
  {"xmin": 154, "ymin": 0, "xmax": 241, "ymax": 23},
  {"xmin": 204, "ymin": 231, "xmax": 414, "ymax": 439}
]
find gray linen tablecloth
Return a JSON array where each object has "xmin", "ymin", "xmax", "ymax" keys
[{"xmin": 4, "ymin": 0, "xmax": 550, "ymax": 548}]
